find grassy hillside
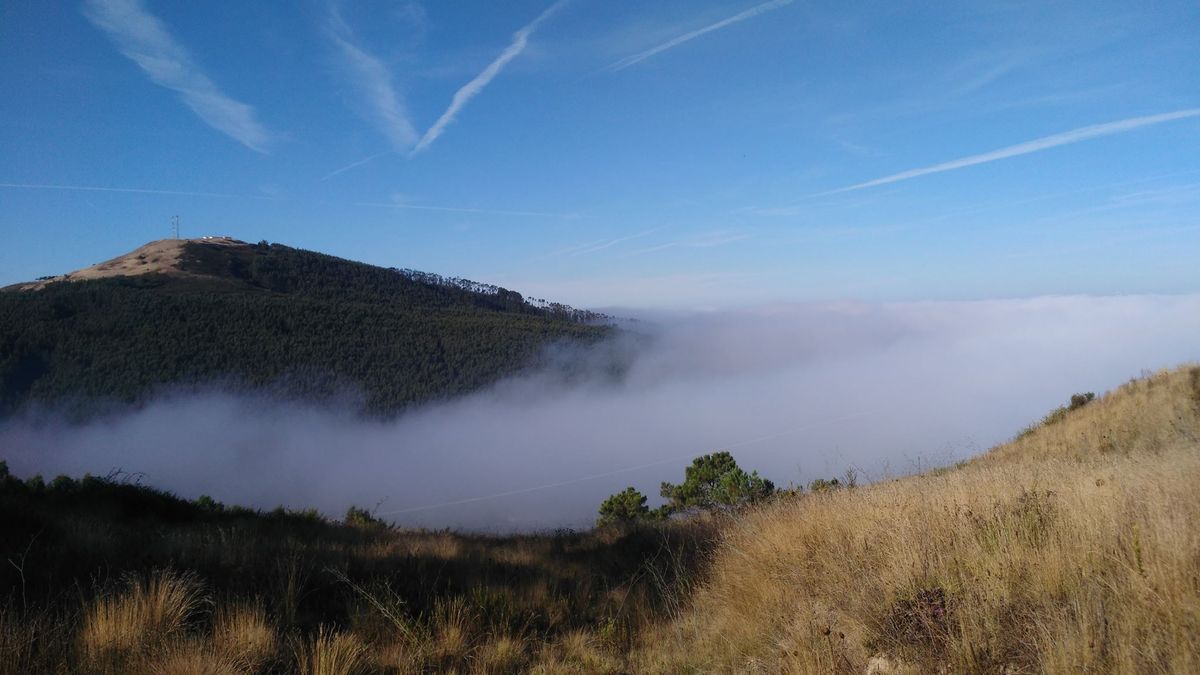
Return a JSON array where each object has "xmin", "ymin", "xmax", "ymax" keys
[
  {"xmin": 0, "ymin": 461, "xmax": 719, "ymax": 674},
  {"xmin": 0, "ymin": 240, "xmax": 609, "ymax": 417},
  {"xmin": 634, "ymin": 365, "xmax": 1200, "ymax": 673},
  {"xmin": 1, "ymin": 365, "xmax": 1196, "ymax": 673}
]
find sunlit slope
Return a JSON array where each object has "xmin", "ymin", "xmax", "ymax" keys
[{"xmin": 638, "ymin": 365, "xmax": 1200, "ymax": 674}]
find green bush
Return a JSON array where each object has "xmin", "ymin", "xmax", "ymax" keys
[
  {"xmin": 1068, "ymin": 392, "xmax": 1095, "ymax": 411},
  {"xmin": 597, "ymin": 487, "xmax": 656, "ymax": 527},
  {"xmin": 807, "ymin": 477, "xmax": 842, "ymax": 493},
  {"xmin": 659, "ymin": 451, "xmax": 775, "ymax": 514},
  {"xmin": 344, "ymin": 505, "xmax": 388, "ymax": 528},
  {"xmin": 194, "ymin": 494, "xmax": 225, "ymax": 513}
]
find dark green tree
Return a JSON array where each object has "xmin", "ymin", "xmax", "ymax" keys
[
  {"xmin": 597, "ymin": 487, "xmax": 653, "ymax": 527},
  {"xmin": 659, "ymin": 451, "xmax": 775, "ymax": 513}
]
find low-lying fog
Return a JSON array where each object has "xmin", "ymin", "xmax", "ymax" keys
[{"xmin": 3, "ymin": 293, "xmax": 1199, "ymax": 531}]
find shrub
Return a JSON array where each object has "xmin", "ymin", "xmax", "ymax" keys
[
  {"xmin": 659, "ymin": 451, "xmax": 775, "ymax": 513},
  {"xmin": 597, "ymin": 487, "xmax": 653, "ymax": 527},
  {"xmin": 1068, "ymin": 391, "xmax": 1095, "ymax": 411},
  {"xmin": 807, "ymin": 477, "xmax": 842, "ymax": 493},
  {"xmin": 194, "ymin": 495, "xmax": 225, "ymax": 513},
  {"xmin": 344, "ymin": 506, "xmax": 387, "ymax": 528}
]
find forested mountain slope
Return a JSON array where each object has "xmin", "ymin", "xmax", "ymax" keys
[{"xmin": 0, "ymin": 238, "xmax": 609, "ymax": 417}]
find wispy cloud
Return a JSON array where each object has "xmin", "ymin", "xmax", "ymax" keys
[
  {"xmin": 319, "ymin": 151, "xmax": 393, "ymax": 181},
  {"xmin": 0, "ymin": 182, "xmax": 269, "ymax": 200},
  {"xmin": 327, "ymin": 4, "xmax": 420, "ymax": 151},
  {"xmin": 82, "ymin": 0, "xmax": 275, "ymax": 152},
  {"xmin": 355, "ymin": 200, "xmax": 577, "ymax": 219},
  {"xmin": 605, "ymin": 0, "xmax": 794, "ymax": 72},
  {"xmin": 819, "ymin": 108, "xmax": 1200, "ymax": 196},
  {"xmin": 411, "ymin": 1, "xmax": 567, "ymax": 155},
  {"xmin": 540, "ymin": 239, "xmax": 608, "ymax": 258},
  {"xmin": 564, "ymin": 227, "xmax": 662, "ymax": 256},
  {"xmin": 631, "ymin": 231, "xmax": 750, "ymax": 255}
]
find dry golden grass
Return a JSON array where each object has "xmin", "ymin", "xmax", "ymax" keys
[
  {"xmin": 211, "ymin": 602, "xmax": 276, "ymax": 671},
  {"xmin": 472, "ymin": 633, "xmax": 529, "ymax": 673},
  {"xmin": 76, "ymin": 578, "xmax": 275, "ymax": 675},
  {"xmin": 635, "ymin": 365, "xmax": 1200, "ymax": 674},
  {"xmin": 0, "ymin": 606, "xmax": 65, "ymax": 675},
  {"xmin": 530, "ymin": 629, "xmax": 624, "ymax": 674},
  {"xmin": 144, "ymin": 639, "xmax": 242, "ymax": 675},
  {"xmin": 293, "ymin": 626, "xmax": 368, "ymax": 675},
  {"xmin": 81, "ymin": 570, "xmax": 205, "ymax": 670}
]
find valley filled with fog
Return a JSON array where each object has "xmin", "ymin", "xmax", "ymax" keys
[{"xmin": 4, "ymin": 292, "xmax": 1198, "ymax": 530}]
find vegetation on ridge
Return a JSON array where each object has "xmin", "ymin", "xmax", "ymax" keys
[{"xmin": 0, "ymin": 240, "xmax": 610, "ymax": 418}]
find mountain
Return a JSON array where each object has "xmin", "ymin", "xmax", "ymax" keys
[{"xmin": 0, "ymin": 238, "xmax": 610, "ymax": 417}]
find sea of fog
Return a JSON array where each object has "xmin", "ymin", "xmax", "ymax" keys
[{"xmin": 3, "ymin": 293, "xmax": 1199, "ymax": 531}]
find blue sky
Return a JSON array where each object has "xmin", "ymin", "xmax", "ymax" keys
[{"xmin": 1, "ymin": 0, "xmax": 1198, "ymax": 308}]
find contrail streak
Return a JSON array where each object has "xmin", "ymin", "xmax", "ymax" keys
[
  {"xmin": 605, "ymin": 0, "xmax": 794, "ymax": 72},
  {"xmin": 0, "ymin": 182, "xmax": 266, "ymax": 199},
  {"xmin": 319, "ymin": 151, "xmax": 393, "ymax": 181},
  {"xmin": 411, "ymin": 1, "xmax": 566, "ymax": 155},
  {"xmin": 354, "ymin": 201, "xmax": 577, "ymax": 218},
  {"xmin": 817, "ymin": 108, "xmax": 1200, "ymax": 196}
]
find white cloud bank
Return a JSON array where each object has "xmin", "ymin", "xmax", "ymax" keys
[{"xmin": 3, "ymin": 293, "xmax": 1198, "ymax": 531}]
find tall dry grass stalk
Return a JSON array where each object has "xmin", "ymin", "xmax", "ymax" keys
[
  {"xmin": 0, "ymin": 605, "xmax": 71, "ymax": 675},
  {"xmin": 293, "ymin": 625, "xmax": 368, "ymax": 675},
  {"xmin": 635, "ymin": 365, "xmax": 1200, "ymax": 673},
  {"xmin": 143, "ymin": 639, "xmax": 242, "ymax": 675},
  {"xmin": 81, "ymin": 570, "xmax": 205, "ymax": 669},
  {"xmin": 212, "ymin": 602, "xmax": 276, "ymax": 670}
]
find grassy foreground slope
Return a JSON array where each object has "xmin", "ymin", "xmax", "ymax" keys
[
  {"xmin": 635, "ymin": 365, "xmax": 1200, "ymax": 674},
  {"xmin": 0, "ymin": 465, "xmax": 718, "ymax": 674}
]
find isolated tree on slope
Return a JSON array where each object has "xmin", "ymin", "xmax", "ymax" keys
[
  {"xmin": 659, "ymin": 451, "xmax": 774, "ymax": 514},
  {"xmin": 597, "ymin": 487, "xmax": 654, "ymax": 527}
]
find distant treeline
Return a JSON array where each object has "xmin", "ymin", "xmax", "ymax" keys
[
  {"xmin": 0, "ymin": 241, "xmax": 610, "ymax": 417},
  {"xmin": 388, "ymin": 267, "xmax": 609, "ymax": 325}
]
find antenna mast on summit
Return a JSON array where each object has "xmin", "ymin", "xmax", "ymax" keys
[{"xmin": 171, "ymin": 215, "xmax": 179, "ymax": 240}]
